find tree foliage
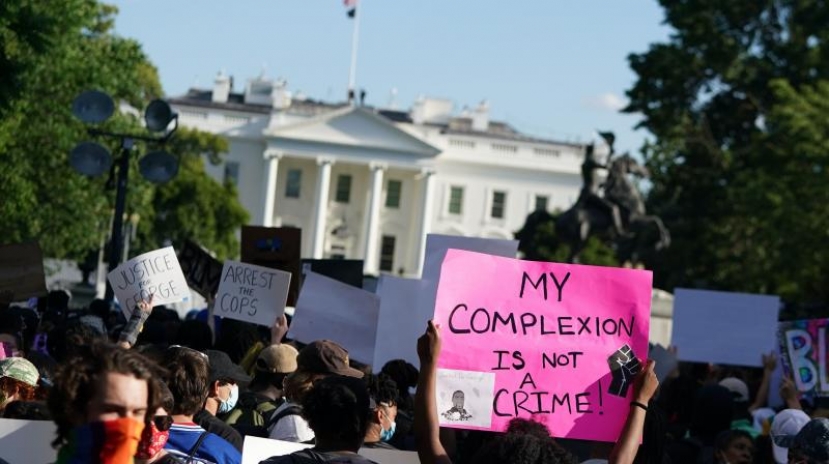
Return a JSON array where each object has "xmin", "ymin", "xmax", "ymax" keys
[
  {"xmin": 625, "ymin": 0, "xmax": 829, "ymax": 304},
  {"xmin": 0, "ymin": 1, "xmax": 247, "ymax": 261},
  {"xmin": 515, "ymin": 211, "xmax": 618, "ymax": 267}
]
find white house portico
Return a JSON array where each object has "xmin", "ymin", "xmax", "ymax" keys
[{"xmin": 169, "ymin": 74, "xmax": 586, "ymax": 276}]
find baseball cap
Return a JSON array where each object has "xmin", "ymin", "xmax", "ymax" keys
[
  {"xmin": 0, "ymin": 357, "xmax": 39, "ymax": 387},
  {"xmin": 719, "ymin": 377, "xmax": 749, "ymax": 403},
  {"xmin": 256, "ymin": 344, "xmax": 299, "ymax": 374},
  {"xmin": 297, "ymin": 340, "xmax": 364, "ymax": 378},
  {"xmin": 771, "ymin": 409, "xmax": 811, "ymax": 464},
  {"xmin": 205, "ymin": 350, "xmax": 252, "ymax": 385},
  {"xmin": 792, "ymin": 418, "xmax": 829, "ymax": 464}
]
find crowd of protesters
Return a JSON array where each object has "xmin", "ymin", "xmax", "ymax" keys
[{"xmin": 0, "ymin": 289, "xmax": 827, "ymax": 464}]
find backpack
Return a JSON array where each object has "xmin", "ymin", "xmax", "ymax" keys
[{"xmin": 226, "ymin": 392, "xmax": 285, "ymax": 438}]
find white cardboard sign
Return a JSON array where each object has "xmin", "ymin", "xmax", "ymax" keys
[
  {"xmin": 0, "ymin": 418, "xmax": 57, "ymax": 464},
  {"xmin": 289, "ymin": 271, "xmax": 380, "ymax": 365},
  {"xmin": 215, "ymin": 260, "xmax": 292, "ymax": 327},
  {"xmin": 242, "ymin": 436, "xmax": 419, "ymax": 464},
  {"xmin": 415, "ymin": 234, "xmax": 519, "ymax": 347},
  {"xmin": 107, "ymin": 246, "xmax": 190, "ymax": 316},
  {"xmin": 373, "ymin": 275, "xmax": 429, "ymax": 369},
  {"xmin": 671, "ymin": 288, "xmax": 780, "ymax": 367}
]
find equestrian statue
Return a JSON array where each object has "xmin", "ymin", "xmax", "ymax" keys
[{"xmin": 517, "ymin": 131, "xmax": 669, "ymax": 265}]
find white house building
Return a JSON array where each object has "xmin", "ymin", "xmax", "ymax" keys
[{"xmin": 169, "ymin": 74, "xmax": 587, "ymax": 276}]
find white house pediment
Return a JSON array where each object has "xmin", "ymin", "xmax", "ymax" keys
[{"xmin": 266, "ymin": 107, "xmax": 439, "ymax": 157}]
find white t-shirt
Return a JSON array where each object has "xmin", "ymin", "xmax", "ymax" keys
[{"xmin": 268, "ymin": 401, "xmax": 315, "ymax": 443}]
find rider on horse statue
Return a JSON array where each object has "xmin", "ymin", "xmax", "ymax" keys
[{"xmin": 577, "ymin": 142, "xmax": 627, "ymax": 238}]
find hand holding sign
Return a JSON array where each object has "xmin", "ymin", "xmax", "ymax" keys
[
  {"xmin": 417, "ymin": 320, "xmax": 442, "ymax": 367},
  {"xmin": 137, "ymin": 293, "xmax": 155, "ymax": 315},
  {"xmin": 271, "ymin": 314, "xmax": 289, "ymax": 344},
  {"xmin": 633, "ymin": 359, "xmax": 658, "ymax": 404},
  {"xmin": 762, "ymin": 352, "xmax": 778, "ymax": 373}
]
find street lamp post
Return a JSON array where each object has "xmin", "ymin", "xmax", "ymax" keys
[{"xmin": 70, "ymin": 90, "xmax": 180, "ymax": 302}]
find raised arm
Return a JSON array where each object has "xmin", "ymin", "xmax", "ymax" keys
[
  {"xmin": 118, "ymin": 294, "xmax": 154, "ymax": 349},
  {"xmin": 750, "ymin": 352, "xmax": 777, "ymax": 412},
  {"xmin": 780, "ymin": 376, "xmax": 802, "ymax": 411},
  {"xmin": 414, "ymin": 321, "xmax": 453, "ymax": 464},
  {"xmin": 271, "ymin": 314, "xmax": 289, "ymax": 345},
  {"xmin": 609, "ymin": 359, "xmax": 658, "ymax": 464}
]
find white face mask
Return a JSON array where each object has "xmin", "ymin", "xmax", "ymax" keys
[{"xmin": 217, "ymin": 384, "xmax": 239, "ymax": 414}]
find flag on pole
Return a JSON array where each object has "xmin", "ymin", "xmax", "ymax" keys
[{"xmin": 344, "ymin": 0, "xmax": 357, "ymax": 18}]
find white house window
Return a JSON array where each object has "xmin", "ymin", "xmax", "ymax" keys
[
  {"xmin": 285, "ymin": 169, "xmax": 302, "ymax": 198},
  {"xmin": 535, "ymin": 195, "xmax": 549, "ymax": 212},
  {"xmin": 448, "ymin": 186, "xmax": 464, "ymax": 215},
  {"xmin": 386, "ymin": 180, "xmax": 402, "ymax": 208},
  {"xmin": 491, "ymin": 191, "xmax": 507, "ymax": 219},
  {"xmin": 335, "ymin": 174, "xmax": 352, "ymax": 203},
  {"xmin": 224, "ymin": 162, "xmax": 240, "ymax": 186},
  {"xmin": 379, "ymin": 235, "xmax": 396, "ymax": 272}
]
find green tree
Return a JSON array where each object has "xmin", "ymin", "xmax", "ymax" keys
[
  {"xmin": 625, "ymin": 0, "xmax": 829, "ymax": 303},
  {"xmin": 0, "ymin": 1, "xmax": 247, "ymax": 261},
  {"xmin": 515, "ymin": 212, "xmax": 618, "ymax": 267}
]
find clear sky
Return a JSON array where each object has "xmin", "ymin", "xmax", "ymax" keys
[{"xmin": 110, "ymin": 0, "xmax": 671, "ymax": 154}]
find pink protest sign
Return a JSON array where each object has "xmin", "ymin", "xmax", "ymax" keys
[{"xmin": 433, "ymin": 250, "xmax": 652, "ymax": 442}]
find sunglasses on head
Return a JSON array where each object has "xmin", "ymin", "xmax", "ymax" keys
[
  {"xmin": 168, "ymin": 345, "xmax": 209, "ymax": 360},
  {"xmin": 153, "ymin": 415, "xmax": 173, "ymax": 432}
]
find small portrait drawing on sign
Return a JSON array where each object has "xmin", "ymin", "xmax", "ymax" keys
[{"xmin": 442, "ymin": 390, "xmax": 473, "ymax": 421}]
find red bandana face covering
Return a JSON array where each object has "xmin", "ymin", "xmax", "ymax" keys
[{"xmin": 135, "ymin": 421, "xmax": 170, "ymax": 460}]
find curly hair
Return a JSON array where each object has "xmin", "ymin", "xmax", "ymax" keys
[
  {"xmin": 380, "ymin": 360, "xmax": 419, "ymax": 391},
  {"xmin": 302, "ymin": 375, "xmax": 370, "ymax": 448},
  {"xmin": 366, "ymin": 373, "xmax": 398, "ymax": 407},
  {"xmin": 47, "ymin": 342, "xmax": 159, "ymax": 447},
  {"xmin": 0, "ymin": 377, "xmax": 38, "ymax": 403},
  {"xmin": 47, "ymin": 321, "xmax": 105, "ymax": 363},
  {"xmin": 380, "ymin": 359, "xmax": 417, "ymax": 412},
  {"xmin": 161, "ymin": 346, "xmax": 210, "ymax": 416},
  {"xmin": 470, "ymin": 418, "xmax": 578, "ymax": 464}
]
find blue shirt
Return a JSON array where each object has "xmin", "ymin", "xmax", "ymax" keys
[{"xmin": 165, "ymin": 422, "xmax": 241, "ymax": 464}]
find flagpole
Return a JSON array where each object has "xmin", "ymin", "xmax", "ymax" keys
[{"xmin": 347, "ymin": 1, "xmax": 361, "ymax": 105}]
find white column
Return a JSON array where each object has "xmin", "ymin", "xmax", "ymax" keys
[
  {"xmin": 260, "ymin": 150, "xmax": 281, "ymax": 227},
  {"xmin": 311, "ymin": 157, "xmax": 334, "ymax": 259},
  {"xmin": 416, "ymin": 168, "xmax": 437, "ymax": 276},
  {"xmin": 363, "ymin": 162, "xmax": 386, "ymax": 274}
]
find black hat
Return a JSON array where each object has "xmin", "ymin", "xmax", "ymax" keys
[
  {"xmin": 205, "ymin": 350, "xmax": 251, "ymax": 385},
  {"xmin": 792, "ymin": 418, "xmax": 829, "ymax": 463}
]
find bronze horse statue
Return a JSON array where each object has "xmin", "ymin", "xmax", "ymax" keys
[{"xmin": 555, "ymin": 151, "xmax": 670, "ymax": 264}]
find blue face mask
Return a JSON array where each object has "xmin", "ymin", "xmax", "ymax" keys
[
  {"xmin": 380, "ymin": 410, "xmax": 396, "ymax": 442},
  {"xmin": 217, "ymin": 384, "xmax": 239, "ymax": 414}
]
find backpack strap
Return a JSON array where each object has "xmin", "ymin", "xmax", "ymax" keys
[
  {"xmin": 186, "ymin": 431, "xmax": 209, "ymax": 460},
  {"xmin": 267, "ymin": 404, "xmax": 304, "ymax": 429},
  {"xmin": 256, "ymin": 398, "xmax": 283, "ymax": 420}
]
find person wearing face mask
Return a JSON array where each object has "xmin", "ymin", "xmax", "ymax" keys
[
  {"xmin": 192, "ymin": 349, "xmax": 250, "ymax": 453},
  {"xmin": 136, "ymin": 380, "xmax": 181, "ymax": 464},
  {"xmin": 47, "ymin": 342, "xmax": 158, "ymax": 464},
  {"xmin": 162, "ymin": 346, "xmax": 241, "ymax": 464},
  {"xmin": 362, "ymin": 373, "xmax": 399, "ymax": 450}
]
